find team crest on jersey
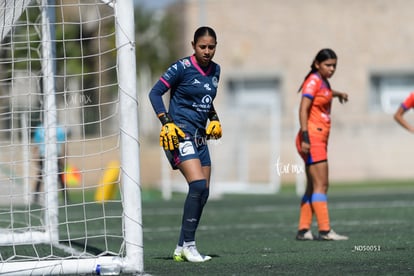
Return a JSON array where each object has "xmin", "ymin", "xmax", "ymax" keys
[{"xmin": 212, "ymin": 76, "xmax": 218, "ymax": 87}]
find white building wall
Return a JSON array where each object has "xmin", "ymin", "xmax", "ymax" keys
[{"xmin": 141, "ymin": 0, "xmax": 414, "ymax": 187}]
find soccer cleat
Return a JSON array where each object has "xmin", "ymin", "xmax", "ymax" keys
[
  {"xmin": 296, "ymin": 229, "xmax": 314, "ymax": 241},
  {"xmin": 318, "ymin": 229, "xmax": 349, "ymax": 241},
  {"xmin": 173, "ymin": 246, "xmax": 185, "ymax": 262},
  {"xmin": 182, "ymin": 243, "xmax": 212, "ymax": 263}
]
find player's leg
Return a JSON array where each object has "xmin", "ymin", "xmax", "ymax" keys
[
  {"xmin": 178, "ymin": 159, "xmax": 210, "ymax": 240},
  {"xmin": 176, "ymin": 158, "xmax": 211, "ymax": 262},
  {"xmin": 309, "ymin": 161, "xmax": 348, "ymax": 240},
  {"xmin": 296, "ymin": 168, "xmax": 315, "ymax": 240},
  {"xmin": 295, "ymin": 134, "xmax": 315, "ymax": 240},
  {"xmin": 33, "ymin": 159, "xmax": 43, "ymax": 204},
  {"xmin": 308, "ymin": 161, "xmax": 330, "ymax": 232},
  {"xmin": 57, "ymin": 158, "xmax": 69, "ymax": 203}
]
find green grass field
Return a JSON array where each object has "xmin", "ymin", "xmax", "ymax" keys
[
  {"xmin": 0, "ymin": 181, "xmax": 413, "ymax": 275},
  {"xmin": 142, "ymin": 181, "xmax": 414, "ymax": 275}
]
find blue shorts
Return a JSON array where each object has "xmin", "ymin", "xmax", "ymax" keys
[{"xmin": 164, "ymin": 135, "xmax": 211, "ymax": 170}]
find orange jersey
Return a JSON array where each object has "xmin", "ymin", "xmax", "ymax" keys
[
  {"xmin": 301, "ymin": 73, "xmax": 332, "ymax": 136},
  {"xmin": 401, "ymin": 92, "xmax": 414, "ymax": 110}
]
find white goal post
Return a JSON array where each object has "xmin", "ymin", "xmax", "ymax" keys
[{"xmin": 0, "ymin": 0, "xmax": 142, "ymax": 275}]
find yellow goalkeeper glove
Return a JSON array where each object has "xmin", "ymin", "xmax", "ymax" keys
[
  {"xmin": 206, "ymin": 113, "xmax": 222, "ymax": 139},
  {"xmin": 158, "ymin": 113, "xmax": 185, "ymax": 150}
]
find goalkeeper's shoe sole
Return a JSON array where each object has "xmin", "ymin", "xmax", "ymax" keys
[{"xmin": 182, "ymin": 245, "xmax": 212, "ymax": 262}]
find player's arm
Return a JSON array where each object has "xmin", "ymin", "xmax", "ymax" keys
[
  {"xmin": 149, "ymin": 65, "xmax": 186, "ymax": 150},
  {"xmin": 149, "ymin": 59, "xmax": 182, "ymax": 115},
  {"xmin": 206, "ymin": 105, "xmax": 222, "ymax": 139},
  {"xmin": 32, "ymin": 144, "xmax": 40, "ymax": 158},
  {"xmin": 149, "ymin": 76, "xmax": 185, "ymax": 150},
  {"xmin": 299, "ymin": 96, "xmax": 312, "ymax": 154},
  {"xmin": 332, "ymin": 90, "xmax": 348, "ymax": 104},
  {"xmin": 149, "ymin": 80, "xmax": 169, "ymax": 115},
  {"xmin": 394, "ymin": 106, "xmax": 414, "ymax": 133}
]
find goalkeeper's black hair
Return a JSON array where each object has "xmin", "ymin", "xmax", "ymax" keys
[
  {"xmin": 297, "ymin": 48, "xmax": 337, "ymax": 92},
  {"xmin": 193, "ymin": 26, "xmax": 217, "ymax": 44}
]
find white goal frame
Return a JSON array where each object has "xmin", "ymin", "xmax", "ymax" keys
[{"xmin": 0, "ymin": 0, "xmax": 143, "ymax": 275}]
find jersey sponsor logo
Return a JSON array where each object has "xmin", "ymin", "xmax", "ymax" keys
[
  {"xmin": 179, "ymin": 140, "xmax": 195, "ymax": 156},
  {"xmin": 192, "ymin": 95, "xmax": 212, "ymax": 112},
  {"xmin": 201, "ymin": 95, "xmax": 212, "ymax": 104},
  {"xmin": 306, "ymin": 79, "xmax": 317, "ymax": 90},
  {"xmin": 179, "ymin": 59, "xmax": 191, "ymax": 69},
  {"xmin": 164, "ymin": 65, "xmax": 178, "ymax": 80},
  {"xmin": 321, "ymin": 113, "xmax": 330, "ymax": 122},
  {"xmin": 183, "ymin": 59, "xmax": 191, "ymax": 68}
]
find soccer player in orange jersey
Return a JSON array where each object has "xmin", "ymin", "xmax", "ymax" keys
[
  {"xmin": 295, "ymin": 48, "xmax": 349, "ymax": 241},
  {"xmin": 394, "ymin": 92, "xmax": 414, "ymax": 132}
]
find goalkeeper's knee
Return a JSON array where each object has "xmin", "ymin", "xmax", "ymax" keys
[{"xmin": 188, "ymin": 179, "xmax": 209, "ymax": 205}]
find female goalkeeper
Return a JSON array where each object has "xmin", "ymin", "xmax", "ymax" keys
[
  {"xmin": 295, "ymin": 48, "xmax": 349, "ymax": 241},
  {"xmin": 149, "ymin": 26, "xmax": 221, "ymax": 262}
]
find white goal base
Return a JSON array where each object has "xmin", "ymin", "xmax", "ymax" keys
[{"xmin": 0, "ymin": 256, "xmax": 132, "ymax": 276}]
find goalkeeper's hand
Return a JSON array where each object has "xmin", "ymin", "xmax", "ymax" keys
[
  {"xmin": 206, "ymin": 120, "xmax": 222, "ymax": 139},
  {"xmin": 158, "ymin": 113, "xmax": 185, "ymax": 150}
]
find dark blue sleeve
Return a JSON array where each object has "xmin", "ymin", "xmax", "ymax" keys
[
  {"xmin": 149, "ymin": 59, "xmax": 185, "ymax": 116},
  {"xmin": 148, "ymin": 79, "xmax": 169, "ymax": 115}
]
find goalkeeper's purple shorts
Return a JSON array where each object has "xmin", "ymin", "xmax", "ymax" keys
[{"xmin": 164, "ymin": 135, "xmax": 211, "ymax": 170}]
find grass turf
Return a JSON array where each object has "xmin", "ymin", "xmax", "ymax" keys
[
  {"xmin": 142, "ymin": 181, "xmax": 414, "ymax": 275},
  {"xmin": 0, "ymin": 181, "xmax": 413, "ymax": 275}
]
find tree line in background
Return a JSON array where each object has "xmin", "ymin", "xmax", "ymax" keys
[{"xmin": 0, "ymin": 2, "xmax": 178, "ymax": 137}]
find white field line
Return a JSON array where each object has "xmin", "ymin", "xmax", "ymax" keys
[
  {"xmin": 142, "ymin": 199, "xmax": 414, "ymax": 233},
  {"xmin": 143, "ymin": 199, "xmax": 414, "ymax": 216},
  {"xmin": 143, "ymin": 219, "xmax": 408, "ymax": 233}
]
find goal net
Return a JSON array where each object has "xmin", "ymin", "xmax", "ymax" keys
[{"xmin": 0, "ymin": 0, "xmax": 142, "ymax": 275}]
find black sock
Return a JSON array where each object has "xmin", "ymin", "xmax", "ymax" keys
[{"xmin": 180, "ymin": 179, "xmax": 208, "ymax": 243}]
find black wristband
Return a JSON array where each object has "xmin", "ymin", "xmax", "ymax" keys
[
  {"xmin": 302, "ymin": 131, "xmax": 310, "ymax": 144},
  {"xmin": 158, "ymin": 113, "xmax": 173, "ymax": 125},
  {"xmin": 209, "ymin": 112, "xmax": 219, "ymax": 121}
]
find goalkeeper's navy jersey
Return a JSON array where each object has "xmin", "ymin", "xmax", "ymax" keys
[{"xmin": 149, "ymin": 55, "xmax": 220, "ymax": 135}]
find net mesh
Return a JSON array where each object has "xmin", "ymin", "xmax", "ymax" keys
[{"xmin": 0, "ymin": 0, "xmax": 127, "ymax": 266}]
